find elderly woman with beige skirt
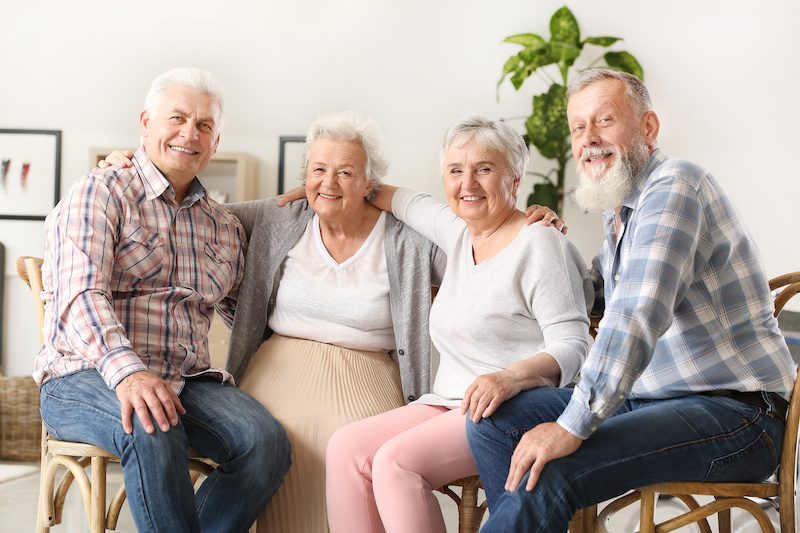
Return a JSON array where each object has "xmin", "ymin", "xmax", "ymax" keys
[{"xmin": 221, "ymin": 111, "xmax": 448, "ymax": 533}]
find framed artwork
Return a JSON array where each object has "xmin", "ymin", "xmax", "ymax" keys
[
  {"xmin": 0, "ymin": 129, "xmax": 62, "ymax": 220},
  {"xmin": 278, "ymin": 136, "xmax": 306, "ymax": 194}
]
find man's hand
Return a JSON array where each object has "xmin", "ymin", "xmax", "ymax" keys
[
  {"xmin": 115, "ymin": 371, "xmax": 185, "ymax": 434},
  {"xmin": 461, "ymin": 370, "xmax": 522, "ymax": 423},
  {"xmin": 276, "ymin": 186, "xmax": 306, "ymax": 207},
  {"xmin": 95, "ymin": 149, "xmax": 134, "ymax": 170},
  {"xmin": 525, "ymin": 204, "xmax": 567, "ymax": 235},
  {"xmin": 506, "ymin": 422, "xmax": 582, "ymax": 493}
]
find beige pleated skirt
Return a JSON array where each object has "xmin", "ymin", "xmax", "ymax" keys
[{"xmin": 238, "ymin": 334, "xmax": 405, "ymax": 533}]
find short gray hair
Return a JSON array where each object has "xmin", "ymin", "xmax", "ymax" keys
[
  {"xmin": 439, "ymin": 113, "xmax": 530, "ymax": 179},
  {"xmin": 144, "ymin": 68, "xmax": 227, "ymax": 131},
  {"xmin": 567, "ymin": 68, "xmax": 651, "ymax": 119},
  {"xmin": 302, "ymin": 111, "xmax": 389, "ymax": 201}
]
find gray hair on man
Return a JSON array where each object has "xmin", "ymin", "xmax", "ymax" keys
[
  {"xmin": 302, "ymin": 111, "xmax": 389, "ymax": 201},
  {"xmin": 439, "ymin": 113, "xmax": 530, "ymax": 182},
  {"xmin": 567, "ymin": 68, "xmax": 651, "ymax": 120},
  {"xmin": 144, "ymin": 68, "xmax": 227, "ymax": 131}
]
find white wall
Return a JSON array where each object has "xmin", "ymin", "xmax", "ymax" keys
[{"xmin": 2, "ymin": 0, "xmax": 798, "ymax": 375}]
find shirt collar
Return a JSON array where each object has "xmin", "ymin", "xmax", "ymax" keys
[
  {"xmin": 132, "ymin": 147, "xmax": 208, "ymax": 206},
  {"xmin": 601, "ymin": 147, "xmax": 668, "ymax": 226}
]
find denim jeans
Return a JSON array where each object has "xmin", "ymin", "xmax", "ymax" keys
[
  {"xmin": 40, "ymin": 370, "xmax": 291, "ymax": 533},
  {"xmin": 466, "ymin": 387, "xmax": 785, "ymax": 533}
]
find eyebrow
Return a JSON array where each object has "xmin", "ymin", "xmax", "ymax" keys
[{"xmin": 167, "ymin": 108, "xmax": 216, "ymax": 125}]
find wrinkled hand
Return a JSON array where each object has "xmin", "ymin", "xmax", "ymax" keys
[
  {"xmin": 276, "ymin": 186, "xmax": 306, "ymax": 207},
  {"xmin": 525, "ymin": 204, "xmax": 567, "ymax": 235},
  {"xmin": 461, "ymin": 369, "xmax": 522, "ymax": 423},
  {"xmin": 115, "ymin": 371, "xmax": 185, "ymax": 434},
  {"xmin": 95, "ymin": 149, "xmax": 134, "ymax": 170},
  {"xmin": 505, "ymin": 422, "xmax": 582, "ymax": 493}
]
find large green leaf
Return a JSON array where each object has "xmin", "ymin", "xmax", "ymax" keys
[
  {"xmin": 604, "ymin": 51, "xmax": 644, "ymax": 80},
  {"xmin": 584, "ymin": 36, "xmax": 622, "ymax": 47},
  {"xmin": 549, "ymin": 41, "xmax": 581, "ymax": 70},
  {"xmin": 503, "ymin": 33, "xmax": 546, "ymax": 48},
  {"xmin": 550, "ymin": 6, "xmax": 580, "ymax": 46},
  {"xmin": 527, "ymin": 181, "xmax": 561, "ymax": 212},
  {"xmin": 525, "ymin": 84, "xmax": 569, "ymax": 160}
]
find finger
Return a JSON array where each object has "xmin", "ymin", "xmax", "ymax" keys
[
  {"xmin": 526, "ymin": 460, "xmax": 544, "ymax": 492},
  {"xmin": 461, "ymin": 383, "xmax": 478, "ymax": 415},
  {"xmin": 561, "ymin": 225, "xmax": 568, "ymax": 235},
  {"xmin": 132, "ymin": 399, "xmax": 156, "ymax": 434},
  {"xmin": 481, "ymin": 396, "xmax": 503, "ymax": 419},
  {"xmin": 120, "ymin": 402, "xmax": 134, "ymax": 434},
  {"xmin": 472, "ymin": 393, "xmax": 493, "ymax": 423},
  {"xmin": 144, "ymin": 393, "xmax": 173, "ymax": 433}
]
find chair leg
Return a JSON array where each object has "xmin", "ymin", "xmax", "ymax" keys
[
  {"xmin": 458, "ymin": 484, "xmax": 483, "ymax": 533},
  {"xmin": 639, "ymin": 489, "xmax": 656, "ymax": 533},
  {"xmin": 36, "ymin": 451, "xmax": 56, "ymax": 532},
  {"xmin": 90, "ymin": 456, "xmax": 109, "ymax": 533}
]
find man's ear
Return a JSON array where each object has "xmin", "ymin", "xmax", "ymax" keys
[
  {"xmin": 139, "ymin": 110, "xmax": 151, "ymax": 138},
  {"xmin": 211, "ymin": 134, "xmax": 220, "ymax": 157},
  {"xmin": 642, "ymin": 111, "xmax": 660, "ymax": 147}
]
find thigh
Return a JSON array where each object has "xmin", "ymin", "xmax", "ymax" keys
[
  {"xmin": 375, "ymin": 406, "xmax": 478, "ymax": 488},
  {"xmin": 328, "ymin": 403, "xmax": 448, "ymax": 471},
  {"xmin": 39, "ymin": 370, "xmax": 129, "ymax": 451},
  {"xmin": 178, "ymin": 377, "xmax": 285, "ymax": 463},
  {"xmin": 485, "ymin": 387, "xmax": 574, "ymax": 437},
  {"xmin": 540, "ymin": 394, "xmax": 784, "ymax": 505}
]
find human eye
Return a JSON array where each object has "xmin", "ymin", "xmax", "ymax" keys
[{"xmin": 478, "ymin": 166, "xmax": 491, "ymax": 174}]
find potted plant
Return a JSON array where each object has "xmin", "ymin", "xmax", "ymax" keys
[{"xmin": 498, "ymin": 6, "xmax": 644, "ymax": 212}]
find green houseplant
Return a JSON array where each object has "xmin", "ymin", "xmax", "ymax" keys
[{"xmin": 498, "ymin": 6, "xmax": 644, "ymax": 212}]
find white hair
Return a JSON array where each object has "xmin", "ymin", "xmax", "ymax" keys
[
  {"xmin": 439, "ymin": 113, "xmax": 530, "ymax": 179},
  {"xmin": 302, "ymin": 111, "xmax": 389, "ymax": 201},
  {"xmin": 144, "ymin": 68, "xmax": 226, "ymax": 131}
]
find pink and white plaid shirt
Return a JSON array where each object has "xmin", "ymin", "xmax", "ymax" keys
[{"xmin": 33, "ymin": 148, "xmax": 246, "ymax": 393}]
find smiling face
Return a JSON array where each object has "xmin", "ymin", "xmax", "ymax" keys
[
  {"xmin": 139, "ymin": 84, "xmax": 221, "ymax": 193},
  {"xmin": 305, "ymin": 138, "xmax": 372, "ymax": 222},
  {"xmin": 441, "ymin": 137, "xmax": 520, "ymax": 226},
  {"xmin": 567, "ymin": 79, "xmax": 656, "ymax": 182}
]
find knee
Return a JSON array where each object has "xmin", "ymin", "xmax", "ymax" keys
[
  {"xmin": 327, "ymin": 423, "xmax": 370, "ymax": 479},
  {"xmin": 236, "ymin": 410, "xmax": 292, "ymax": 477}
]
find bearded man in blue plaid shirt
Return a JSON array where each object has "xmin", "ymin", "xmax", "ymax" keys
[{"xmin": 467, "ymin": 68, "xmax": 796, "ymax": 533}]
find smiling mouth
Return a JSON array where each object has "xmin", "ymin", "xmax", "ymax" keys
[
  {"xmin": 319, "ymin": 193, "xmax": 341, "ymax": 200},
  {"xmin": 170, "ymin": 145, "xmax": 198, "ymax": 155},
  {"xmin": 461, "ymin": 196, "xmax": 485, "ymax": 201}
]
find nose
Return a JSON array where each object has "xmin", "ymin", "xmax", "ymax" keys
[
  {"xmin": 582, "ymin": 123, "xmax": 601, "ymax": 147},
  {"xmin": 180, "ymin": 121, "xmax": 199, "ymax": 140},
  {"xmin": 462, "ymin": 171, "xmax": 479, "ymax": 189}
]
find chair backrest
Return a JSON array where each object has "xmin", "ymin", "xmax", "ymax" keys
[
  {"xmin": 15, "ymin": 256, "xmax": 45, "ymax": 345},
  {"xmin": 770, "ymin": 271, "xmax": 800, "ymax": 528}
]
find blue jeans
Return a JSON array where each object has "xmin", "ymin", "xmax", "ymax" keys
[
  {"xmin": 40, "ymin": 370, "xmax": 291, "ymax": 533},
  {"xmin": 466, "ymin": 387, "xmax": 785, "ymax": 533}
]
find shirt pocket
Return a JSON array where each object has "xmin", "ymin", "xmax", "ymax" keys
[
  {"xmin": 203, "ymin": 241, "xmax": 236, "ymax": 301},
  {"xmin": 116, "ymin": 225, "xmax": 166, "ymax": 286}
]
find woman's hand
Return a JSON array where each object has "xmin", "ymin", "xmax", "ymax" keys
[
  {"xmin": 276, "ymin": 186, "xmax": 306, "ymax": 207},
  {"xmin": 95, "ymin": 149, "xmax": 134, "ymax": 170},
  {"xmin": 525, "ymin": 204, "xmax": 567, "ymax": 235},
  {"xmin": 461, "ymin": 369, "xmax": 523, "ymax": 423}
]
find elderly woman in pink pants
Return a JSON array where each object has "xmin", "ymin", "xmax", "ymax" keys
[{"xmin": 325, "ymin": 114, "xmax": 594, "ymax": 532}]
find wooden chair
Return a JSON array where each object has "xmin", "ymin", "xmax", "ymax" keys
[
  {"xmin": 592, "ymin": 270, "xmax": 800, "ymax": 533},
  {"xmin": 16, "ymin": 256, "xmax": 215, "ymax": 532},
  {"xmin": 436, "ymin": 475, "xmax": 488, "ymax": 533}
]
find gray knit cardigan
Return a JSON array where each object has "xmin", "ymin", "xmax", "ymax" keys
[{"xmin": 223, "ymin": 198, "xmax": 446, "ymax": 403}]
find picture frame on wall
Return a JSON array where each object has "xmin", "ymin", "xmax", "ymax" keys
[
  {"xmin": 278, "ymin": 136, "xmax": 306, "ymax": 195},
  {"xmin": 0, "ymin": 128, "xmax": 62, "ymax": 220}
]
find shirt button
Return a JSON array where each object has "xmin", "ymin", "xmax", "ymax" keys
[
  {"xmin": 398, "ymin": 349, "xmax": 405, "ymax": 356},
  {"xmin": 408, "ymin": 396, "xmax": 415, "ymax": 401},
  {"xmin": 614, "ymin": 274, "xmax": 620, "ymax": 281}
]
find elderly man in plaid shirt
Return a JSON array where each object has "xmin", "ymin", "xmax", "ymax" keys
[{"xmin": 34, "ymin": 68, "xmax": 290, "ymax": 533}]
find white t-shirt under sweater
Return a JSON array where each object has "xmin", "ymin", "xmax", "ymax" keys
[
  {"xmin": 392, "ymin": 188, "xmax": 593, "ymax": 407},
  {"xmin": 268, "ymin": 211, "xmax": 396, "ymax": 352}
]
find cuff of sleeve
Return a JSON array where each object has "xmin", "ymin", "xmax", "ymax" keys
[
  {"xmin": 104, "ymin": 349, "xmax": 149, "ymax": 389},
  {"xmin": 557, "ymin": 397, "xmax": 605, "ymax": 440}
]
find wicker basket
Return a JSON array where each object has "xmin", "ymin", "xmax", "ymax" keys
[{"xmin": 0, "ymin": 373, "xmax": 41, "ymax": 462}]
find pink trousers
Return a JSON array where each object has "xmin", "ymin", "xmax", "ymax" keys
[{"xmin": 326, "ymin": 403, "xmax": 479, "ymax": 533}]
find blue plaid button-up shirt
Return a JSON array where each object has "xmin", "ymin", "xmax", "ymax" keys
[{"xmin": 559, "ymin": 148, "xmax": 795, "ymax": 439}]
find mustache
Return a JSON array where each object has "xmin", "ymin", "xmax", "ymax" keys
[{"xmin": 581, "ymin": 145, "xmax": 618, "ymax": 162}]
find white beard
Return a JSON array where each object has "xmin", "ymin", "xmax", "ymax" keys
[{"xmin": 573, "ymin": 137, "xmax": 650, "ymax": 213}]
